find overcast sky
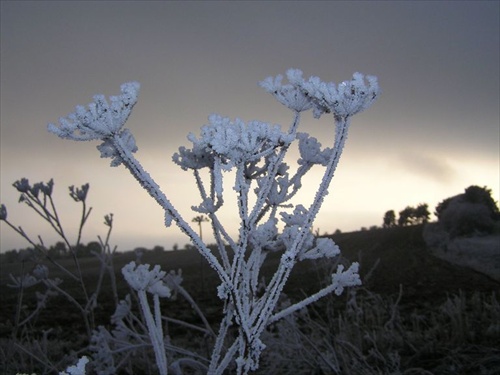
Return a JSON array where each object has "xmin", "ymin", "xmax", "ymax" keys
[{"xmin": 1, "ymin": 1, "xmax": 498, "ymax": 252}]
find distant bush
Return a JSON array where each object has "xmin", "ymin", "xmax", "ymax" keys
[
  {"xmin": 435, "ymin": 185, "xmax": 499, "ymax": 238},
  {"xmin": 440, "ymin": 201, "xmax": 495, "ymax": 238}
]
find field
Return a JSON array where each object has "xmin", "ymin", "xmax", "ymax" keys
[{"xmin": 1, "ymin": 225, "xmax": 499, "ymax": 374}]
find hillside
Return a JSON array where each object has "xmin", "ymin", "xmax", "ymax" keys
[
  {"xmin": 136, "ymin": 225, "xmax": 500, "ymax": 305},
  {"xmin": 1, "ymin": 225, "xmax": 498, "ymax": 328},
  {"xmin": 324, "ymin": 225, "xmax": 499, "ymax": 301}
]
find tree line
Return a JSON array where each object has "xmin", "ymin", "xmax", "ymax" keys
[{"xmin": 382, "ymin": 185, "xmax": 499, "ymax": 237}]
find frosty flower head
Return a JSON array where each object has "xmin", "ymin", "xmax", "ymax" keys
[
  {"xmin": 48, "ymin": 82, "xmax": 140, "ymax": 166},
  {"xmin": 183, "ymin": 114, "xmax": 294, "ymax": 167},
  {"xmin": 262, "ymin": 69, "xmax": 380, "ymax": 119},
  {"xmin": 111, "ymin": 295, "xmax": 131, "ymax": 324},
  {"xmin": 33, "ymin": 264, "xmax": 49, "ymax": 280},
  {"xmin": 300, "ymin": 72, "xmax": 379, "ymax": 119},
  {"xmin": 297, "ymin": 133, "xmax": 332, "ymax": 166},
  {"xmin": 122, "ymin": 261, "xmax": 171, "ymax": 298},
  {"xmin": 172, "ymin": 144, "xmax": 214, "ymax": 171},
  {"xmin": 331, "ymin": 73, "xmax": 379, "ymax": 119},
  {"xmin": 280, "ymin": 204, "xmax": 309, "ymax": 227},
  {"xmin": 299, "ymin": 237, "xmax": 340, "ymax": 261},
  {"xmin": 250, "ymin": 218, "xmax": 278, "ymax": 248},
  {"xmin": 48, "ymin": 82, "xmax": 140, "ymax": 141},
  {"xmin": 331, "ymin": 262, "xmax": 361, "ymax": 295},
  {"xmin": 259, "ymin": 69, "xmax": 313, "ymax": 112}
]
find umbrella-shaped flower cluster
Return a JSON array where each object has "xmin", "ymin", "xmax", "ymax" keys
[{"xmin": 121, "ymin": 261, "xmax": 171, "ymax": 298}]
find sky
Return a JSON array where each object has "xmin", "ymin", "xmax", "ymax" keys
[{"xmin": 1, "ymin": 1, "xmax": 499, "ymax": 253}]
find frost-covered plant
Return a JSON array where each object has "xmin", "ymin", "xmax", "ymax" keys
[{"xmin": 47, "ymin": 69, "xmax": 379, "ymax": 374}]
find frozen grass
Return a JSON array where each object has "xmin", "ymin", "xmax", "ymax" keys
[
  {"xmin": 258, "ymin": 288, "xmax": 500, "ymax": 375},
  {"xmin": 2, "ymin": 287, "xmax": 499, "ymax": 374},
  {"xmin": 2, "ymin": 225, "xmax": 499, "ymax": 374}
]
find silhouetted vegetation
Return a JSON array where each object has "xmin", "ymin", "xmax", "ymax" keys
[
  {"xmin": 435, "ymin": 185, "xmax": 499, "ymax": 238},
  {"xmin": 382, "ymin": 204, "xmax": 430, "ymax": 227}
]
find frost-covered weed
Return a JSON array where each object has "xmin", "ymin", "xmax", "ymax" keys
[{"xmin": 19, "ymin": 69, "xmax": 379, "ymax": 374}]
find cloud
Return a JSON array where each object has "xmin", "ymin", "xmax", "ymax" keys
[{"xmin": 396, "ymin": 152, "xmax": 456, "ymax": 184}]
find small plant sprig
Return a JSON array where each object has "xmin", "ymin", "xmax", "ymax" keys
[
  {"xmin": 0, "ymin": 179, "xmax": 118, "ymax": 372},
  {"xmin": 47, "ymin": 69, "xmax": 379, "ymax": 374},
  {"xmin": 1, "ymin": 180, "xmax": 117, "ymax": 336}
]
